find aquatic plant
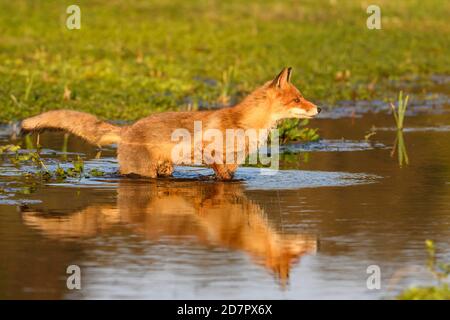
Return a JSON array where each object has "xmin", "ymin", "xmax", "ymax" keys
[
  {"xmin": 61, "ymin": 133, "xmax": 69, "ymax": 161},
  {"xmin": 0, "ymin": 144, "xmax": 21, "ymax": 154},
  {"xmin": 0, "ymin": 143, "xmax": 47, "ymax": 171},
  {"xmin": 73, "ymin": 156, "xmax": 84, "ymax": 174},
  {"xmin": 280, "ymin": 151, "xmax": 311, "ymax": 167},
  {"xmin": 364, "ymin": 127, "xmax": 377, "ymax": 141},
  {"xmin": 390, "ymin": 91, "xmax": 409, "ymax": 130},
  {"xmin": 390, "ymin": 92, "xmax": 410, "ymax": 167},
  {"xmin": 391, "ymin": 130, "xmax": 409, "ymax": 167},
  {"xmin": 397, "ymin": 240, "xmax": 450, "ymax": 300},
  {"xmin": 89, "ymin": 168, "xmax": 105, "ymax": 177},
  {"xmin": 277, "ymin": 119, "xmax": 320, "ymax": 144},
  {"xmin": 1, "ymin": 142, "xmax": 105, "ymax": 181}
]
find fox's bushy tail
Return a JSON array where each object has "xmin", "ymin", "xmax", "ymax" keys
[{"xmin": 21, "ymin": 110, "xmax": 122, "ymax": 146}]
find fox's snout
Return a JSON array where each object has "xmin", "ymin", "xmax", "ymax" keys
[
  {"xmin": 302, "ymin": 99, "xmax": 321, "ymax": 116},
  {"xmin": 288, "ymin": 99, "xmax": 321, "ymax": 119}
]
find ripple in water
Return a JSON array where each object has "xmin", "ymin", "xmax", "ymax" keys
[
  {"xmin": 173, "ymin": 167, "xmax": 381, "ymax": 190},
  {"xmin": 281, "ymin": 139, "xmax": 386, "ymax": 153}
]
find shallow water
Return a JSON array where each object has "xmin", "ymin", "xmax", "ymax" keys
[{"xmin": 1, "ymin": 99, "xmax": 450, "ymax": 299}]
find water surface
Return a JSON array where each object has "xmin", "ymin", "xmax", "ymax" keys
[{"xmin": 1, "ymin": 100, "xmax": 449, "ymax": 299}]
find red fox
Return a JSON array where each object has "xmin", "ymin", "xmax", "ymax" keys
[{"xmin": 21, "ymin": 67, "xmax": 320, "ymax": 179}]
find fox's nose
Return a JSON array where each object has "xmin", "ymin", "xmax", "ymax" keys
[{"xmin": 317, "ymin": 107, "xmax": 322, "ymax": 114}]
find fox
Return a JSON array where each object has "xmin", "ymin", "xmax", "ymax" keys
[{"xmin": 21, "ymin": 67, "xmax": 321, "ymax": 180}]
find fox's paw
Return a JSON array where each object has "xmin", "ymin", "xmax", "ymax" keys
[
  {"xmin": 211, "ymin": 164, "xmax": 237, "ymax": 181},
  {"xmin": 157, "ymin": 160, "xmax": 174, "ymax": 177},
  {"xmin": 214, "ymin": 171, "xmax": 235, "ymax": 181}
]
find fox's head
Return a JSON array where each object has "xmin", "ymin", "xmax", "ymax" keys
[
  {"xmin": 264, "ymin": 67, "xmax": 321, "ymax": 121},
  {"xmin": 265, "ymin": 236, "xmax": 317, "ymax": 286}
]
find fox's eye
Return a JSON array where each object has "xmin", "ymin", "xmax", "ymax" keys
[{"xmin": 293, "ymin": 98, "xmax": 301, "ymax": 103}]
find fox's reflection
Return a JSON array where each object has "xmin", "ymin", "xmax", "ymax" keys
[{"xmin": 21, "ymin": 180, "xmax": 317, "ymax": 283}]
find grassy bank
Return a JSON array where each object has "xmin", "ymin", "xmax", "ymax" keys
[{"xmin": 0, "ymin": 0, "xmax": 449, "ymax": 121}]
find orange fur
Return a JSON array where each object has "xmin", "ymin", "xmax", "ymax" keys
[{"xmin": 21, "ymin": 67, "xmax": 320, "ymax": 179}]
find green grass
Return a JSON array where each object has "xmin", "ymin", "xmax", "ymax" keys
[{"xmin": 0, "ymin": 0, "xmax": 449, "ymax": 122}]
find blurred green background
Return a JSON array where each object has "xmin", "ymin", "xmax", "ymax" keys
[{"xmin": 0, "ymin": 0, "xmax": 448, "ymax": 121}]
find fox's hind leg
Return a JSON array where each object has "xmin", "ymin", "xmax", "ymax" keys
[
  {"xmin": 211, "ymin": 164, "xmax": 238, "ymax": 180},
  {"xmin": 117, "ymin": 143, "xmax": 158, "ymax": 178}
]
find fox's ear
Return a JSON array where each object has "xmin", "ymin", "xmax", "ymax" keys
[{"xmin": 271, "ymin": 67, "xmax": 292, "ymax": 89}]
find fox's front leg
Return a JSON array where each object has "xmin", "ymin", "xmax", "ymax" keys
[
  {"xmin": 118, "ymin": 143, "xmax": 159, "ymax": 178},
  {"xmin": 211, "ymin": 164, "xmax": 238, "ymax": 180},
  {"xmin": 157, "ymin": 160, "xmax": 174, "ymax": 177}
]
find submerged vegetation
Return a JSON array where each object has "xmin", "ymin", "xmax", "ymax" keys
[
  {"xmin": 0, "ymin": 142, "xmax": 106, "ymax": 181},
  {"xmin": 390, "ymin": 91, "xmax": 410, "ymax": 167},
  {"xmin": 391, "ymin": 129, "xmax": 409, "ymax": 168},
  {"xmin": 397, "ymin": 240, "xmax": 450, "ymax": 300}
]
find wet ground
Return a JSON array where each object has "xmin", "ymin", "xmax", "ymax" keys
[{"xmin": 1, "ymin": 95, "xmax": 450, "ymax": 299}]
